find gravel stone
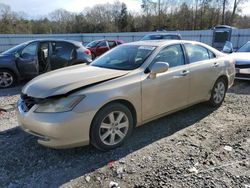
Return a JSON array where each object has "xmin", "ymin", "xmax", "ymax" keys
[{"xmin": 0, "ymin": 80, "xmax": 249, "ymax": 188}]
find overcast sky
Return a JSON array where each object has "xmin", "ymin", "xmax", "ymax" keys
[
  {"xmin": 1, "ymin": 0, "xmax": 249, "ymax": 18},
  {"xmin": 0, "ymin": 0, "xmax": 141, "ymax": 18}
]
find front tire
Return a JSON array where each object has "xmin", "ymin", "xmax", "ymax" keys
[
  {"xmin": 0, "ymin": 69, "xmax": 16, "ymax": 88},
  {"xmin": 208, "ymin": 78, "xmax": 227, "ymax": 107},
  {"xmin": 90, "ymin": 103, "xmax": 134, "ymax": 151}
]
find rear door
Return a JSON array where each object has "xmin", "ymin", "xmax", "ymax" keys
[
  {"xmin": 183, "ymin": 43, "xmax": 221, "ymax": 104},
  {"xmin": 16, "ymin": 42, "xmax": 39, "ymax": 77},
  {"xmin": 50, "ymin": 41, "xmax": 75, "ymax": 70}
]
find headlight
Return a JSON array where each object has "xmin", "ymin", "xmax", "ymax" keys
[{"xmin": 35, "ymin": 95, "xmax": 85, "ymax": 113}]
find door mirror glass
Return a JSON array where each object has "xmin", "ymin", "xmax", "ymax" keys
[
  {"xmin": 150, "ymin": 62, "xmax": 169, "ymax": 78},
  {"xmin": 14, "ymin": 52, "xmax": 20, "ymax": 58},
  {"xmin": 222, "ymin": 41, "xmax": 233, "ymax": 53}
]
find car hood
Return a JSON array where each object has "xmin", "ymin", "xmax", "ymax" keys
[
  {"xmin": 22, "ymin": 65, "xmax": 129, "ymax": 98},
  {"xmin": 229, "ymin": 52, "xmax": 250, "ymax": 65}
]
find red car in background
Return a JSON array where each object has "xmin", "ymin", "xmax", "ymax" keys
[{"xmin": 85, "ymin": 39, "xmax": 123, "ymax": 59}]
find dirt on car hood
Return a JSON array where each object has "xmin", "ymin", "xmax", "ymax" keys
[{"xmin": 22, "ymin": 65, "xmax": 129, "ymax": 98}]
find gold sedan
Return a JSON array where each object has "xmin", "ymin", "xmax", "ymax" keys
[{"xmin": 17, "ymin": 40, "xmax": 235, "ymax": 150}]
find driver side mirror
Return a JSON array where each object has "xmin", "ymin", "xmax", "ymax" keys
[
  {"xmin": 222, "ymin": 41, "xmax": 233, "ymax": 53},
  {"xmin": 149, "ymin": 62, "xmax": 169, "ymax": 79},
  {"xmin": 14, "ymin": 52, "xmax": 20, "ymax": 58}
]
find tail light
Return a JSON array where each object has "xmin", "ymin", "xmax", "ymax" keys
[{"xmin": 84, "ymin": 49, "xmax": 91, "ymax": 56}]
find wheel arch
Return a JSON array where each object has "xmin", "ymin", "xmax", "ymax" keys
[
  {"xmin": 89, "ymin": 99, "xmax": 137, "ymax": 139},
  {"xmin": 216, "ymin": 75, "xmax": 229, "ymax": 89},
  {"xmin": 0, "ymin": 68, "xmax": 17, "ymax": 80}
]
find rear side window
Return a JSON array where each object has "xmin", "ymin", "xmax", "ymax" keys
[
  {"xmin": 208, "ymin": 50, "xmax": 216, "ymax": 59},
  {"xmin": 152, "ymin": 44, "xmax": 185, "ymax": 68},
  {"xmin": 52, "ymin": 42, "xmax": 75, "ymax": 60},
  {"xmin": 98, "ymin": 41, "xmax": 108, "ymax": 47},
  {"xmin": 108, "ymin": 41, "xmax": 117, "ymax": 48},
  {"xmin": 184, "ymin": 44, "xmax": 210, "ymax": 63}
]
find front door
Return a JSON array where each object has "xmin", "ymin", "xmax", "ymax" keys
[
  {"xmin": 96, "ymin": 41, "xmax": 110, "ymax": 56},
  {"xmin": 142, "ymin": 44, "xmax": 190, "ymax": 121},
  {"xmin": 16, "ymin": 42, "xmax": 39, "ymax": 77}
]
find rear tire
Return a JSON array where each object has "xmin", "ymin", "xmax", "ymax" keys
[
  {"xmin": 0, "ymin": 69, "xmax": 16, "ymax": 88},
  {"xmin": 90, "ymin": 103, "xmax": 134, "ymax": 151},
  {"xmin": 208, "ymin": 78, "xmax": 227, "ymax": 107}
]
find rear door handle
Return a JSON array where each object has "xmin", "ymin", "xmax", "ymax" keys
[
  {"xmin": 213, "ymin": 62, "xmax": 219, "ymax": 67},
  {"xmin": 180, "ymin": 70, "xmax": 190, "ymax": 76}
]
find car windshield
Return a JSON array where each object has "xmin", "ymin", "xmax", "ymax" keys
[
  {"xmin": 1, "ymin": 43, "xmax": 27, "ymax": 55},
  {"xmin": 91, "ymin": 45, "xmax": 156, "ymax": 70},
  {"xmin": 237, "ymin": 42, "xmax": 250, "ymax": 52},
  {"xmin": 86, "ymin": 41, "xmax": 99, "ymax": 48}
]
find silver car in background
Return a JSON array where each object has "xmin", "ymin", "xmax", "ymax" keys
[
  {"xmin": 223, "ymin": 41, "xmax": 250, "ymax": 80},
  {"xmin": 17, "ymin": 40, "xmax": 235, "ymax": 151}
]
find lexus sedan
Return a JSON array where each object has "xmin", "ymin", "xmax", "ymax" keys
[
  {"xmin": 17, "ymin": 40, "xmax": 235, "ymax": 151},
  {"xmin": 0, "ymin": 39, "xmax": 92, "ymax": 88}
]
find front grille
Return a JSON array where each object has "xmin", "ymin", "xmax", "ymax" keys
[{"xmin": 20, "ymin": 93, "xmax": 37, "ymax": 112}]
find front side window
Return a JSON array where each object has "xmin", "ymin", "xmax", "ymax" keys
[
  {"xmin": 21, "ymin": 42, "xmax": 38, "ymax": 58},
  {"xmin": 184, "ymin": 44, "xmax": 210, "ymax": 63},
  {"xmin": 91, "ymin": 45, "xmax": 156, "ymax": 70},
  {"xmin": 152, "ymin": 44, "xmax": 185, "ymax": 68}
]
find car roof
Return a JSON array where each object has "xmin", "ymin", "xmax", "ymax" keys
[
  {"xmin": 91, "ymin": 39, "xmax": 121, "ymax": 42},
  {"xmin": 26, "ymin": 39, "xmax": 83, "ymax": 47},
  {"xmin": 145, "ymin": 33, "xmax": 180, "ymax": 36},
  {"xmin": 123, "ymin": 40, "xmax": 200, "ymax": 47}
]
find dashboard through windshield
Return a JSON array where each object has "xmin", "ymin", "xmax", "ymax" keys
[{"xmin": 91, "ymin": 45, "xmax": 156, "ymax": 70}]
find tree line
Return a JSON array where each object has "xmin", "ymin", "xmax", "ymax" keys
[{"xmin": 0, "ymin": 0, "xmax": 249, "ymax": 34}]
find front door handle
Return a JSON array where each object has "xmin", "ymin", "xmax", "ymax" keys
[
  {"xmin": 180, "ymin": 70, "xmax": 190, "ymax": 76},
  {"xmin": 213, "ymin": 62, "xmax": 219, "ymax": 67}
]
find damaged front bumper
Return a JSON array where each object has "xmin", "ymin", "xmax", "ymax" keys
[{"xmin": 17, "ymin": 98, "xmax": 95, "ymax": 149}]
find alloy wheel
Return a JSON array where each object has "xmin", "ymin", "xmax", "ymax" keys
[
  {"xmin": 99, "ymin": 111, "xmax": 129, "ymax": 146},
  {"xmin": 213, "ymin": 81, "xmax": 226, "ymax": 104},
  {"xmin": 0, "ymin": 71, "xmax": 14, "ymax": 88}
]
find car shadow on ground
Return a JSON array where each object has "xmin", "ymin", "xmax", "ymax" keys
[
  {"xmin": 0, "ymin": 82, "xmax": 25, "ymax": 97},
  {"xmin": 0, "ymin": 103, "xmax": 216, "ymax": 187},
  {"xmin": 228, "ymin": 80, "xmax": 249, "ymax": 95}
]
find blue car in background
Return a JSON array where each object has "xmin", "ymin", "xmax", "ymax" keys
[{"xmin": 0, "ymin": 39, "xmax": 92, "ymax": 88}]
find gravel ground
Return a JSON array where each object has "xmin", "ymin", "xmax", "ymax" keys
[{"xmin": 0, "ymin": 81, "xmax": 249, "ymax": 188}]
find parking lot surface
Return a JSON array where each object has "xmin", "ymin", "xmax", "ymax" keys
[{"xmin": 0, "ymin": 81, "xmax": 249, "ymax": 187}]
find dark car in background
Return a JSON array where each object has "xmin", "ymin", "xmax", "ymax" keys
[
  {"xmin": 141, "ymin": 33, "xmax": 182, "ymax": 41},
  {"xmin": 0, "ymin": 39, "xmax": 92, "ymax": 88},
  {"xmin": 223, "ymin": 41, "xmax": 250, "ymax": 80},
  {"xmin": 86, "ymin": 39, "xmax": 123, "ymax": 59}
]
